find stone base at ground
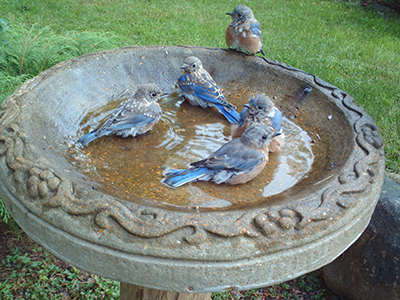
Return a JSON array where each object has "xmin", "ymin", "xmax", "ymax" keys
[{"xmin": 323, "ymin": 177, "xmax": 400, "ymax": 300}]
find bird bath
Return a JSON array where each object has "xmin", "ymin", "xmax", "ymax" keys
[{"xmin": 0, "ymin": 46, "xmax": 385, "ymax": 298}]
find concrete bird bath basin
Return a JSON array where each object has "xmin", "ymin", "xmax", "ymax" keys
[{"xmin": 0, "ymin": 46, "xmax": 385, "ymax": 298}]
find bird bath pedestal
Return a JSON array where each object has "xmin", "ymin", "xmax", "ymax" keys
[{"xmin": 0, "ymin": 46, "xmax": 385, "ymax": 299}]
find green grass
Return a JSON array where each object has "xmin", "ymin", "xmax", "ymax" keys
[
  {"xmin": 2, "ymin": 0, "xmax": 399, "ymax": 172},
  {"xmin": 1, "ymin": 246, "xmax": 119, "ymax": 299},
  {"xmin": 0, "ymin": 20, "xmax": 120, "ymax": 102}
]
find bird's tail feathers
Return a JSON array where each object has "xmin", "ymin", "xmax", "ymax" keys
[
  {"xmin": 163, "ymin": 168, "xmax": 212, "ymax": 188},
  {"xmin": 164, "ymin": 168, "xmax": 187, "ymax": 177},
  {"xmin": 215, "ymin": 104, "xmax": 241, "ymax": 124},
  {"xmin": 77, "ymin": 130, "xmax": 100, "ymax": 146},
  {"xmin": 78, "ymin": 129, "xmax": 111, "ymax": 146}
]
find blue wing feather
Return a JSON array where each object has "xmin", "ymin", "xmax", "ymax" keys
[
  {"xmin": 179, "ymin": 74, "xmax": 230, "ymax": 107},
  {"xmin": 78, "ymin": 106, "xmax": 160, "ymax": 146},
  {"xmin": 78, "ymin": 130, "xmax": 113, "ymax": 146},
  {"xmin": 271, "ymin": 108, "xmax": 282, "ymax": 133},
  {"xmin": 191, "ymin": 140, "xmax": 264, "ymax": 172},
  {"xmin": 214, "ymin": 103, "xmax": 240, "ymax": 123},
  {"xmin": 250, "ymin": 22, "xmax": 262, "ymax": 40},
  {"xmin": 238, "ymin": 106, "xmax": 248, "ymax": 126},
  {"xmin": 250, "ymin": 22, "xmax": 265, "ymax": 55},
  {"xmin": 106, "ymin": 113, "xmax": 157, "ymax": 132},
  {"xmin": 163, "ymin": 168, "xmax": 213, "ymax": 187},
  {"xmin": 178, "ymin": 74, "xmax": 240, "ymax": 123}
]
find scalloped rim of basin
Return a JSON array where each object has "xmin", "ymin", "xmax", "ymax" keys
[{"xmin": 0, "ymin": 46, "xmax": 385, "ymax": 292}]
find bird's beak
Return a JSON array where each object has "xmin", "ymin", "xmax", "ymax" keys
[
  {"xmin": 272, "ymin": 132, "xmax": 282, "ymax": 138},
  {"xmin": 226, "ymin": 12, "xmax": 232, "ymax": 16},
  {"xmin": 160, "ymin": 92, "xmax": 170, "ymax": 99},
  {"xmin": 243, "ymin": 104, "xmax": 255, "ymax": 111}
]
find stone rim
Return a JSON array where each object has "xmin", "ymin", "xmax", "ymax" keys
[{"xmin": 0, "ymin": 45, "xmax": 385, "ymax": 291}]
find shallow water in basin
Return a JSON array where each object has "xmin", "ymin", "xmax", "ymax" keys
[{"xmin": 68, "ymin": 92, "xmax": 314, "ymax": 209}]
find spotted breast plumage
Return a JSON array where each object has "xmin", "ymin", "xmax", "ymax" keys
[
  {"xmin": 225, "ymin": 5, "xmax": 266, "ymax": 56},
  {"xmin": 78, "ymin": 83, "xmax": 164, "ymax": 146},
  {"xmin": 177, "ymin": 56, "xmax": 240, "ymax": 124}
]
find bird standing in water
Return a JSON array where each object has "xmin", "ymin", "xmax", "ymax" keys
[
  {"xmin": 163, "ymin": 123, "xmax": 280, "ymax": 187},
  {"xmin": 225, "ymin": 5, "xmax": 266, "ymax": 56},
  {"xmin": 232, "ymin": 94, "xmax": 284, "ymax": 152},
  {"xmin": 177, "ymin": 56, "xmax": 240, "ymax": 124},
  {"xmin": 78, "ymin": 83, "xmax": 164, "ymax": 146}
]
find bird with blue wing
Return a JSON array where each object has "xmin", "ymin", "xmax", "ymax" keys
[
  {"xmin": 225, "ymin": 5, "xmax": 266, "ymax": 56},
  {"xmin": 177, "ymin": 56, "xmax": 240, "ymax": 124},
  {"xmin": 163, "ymin": 123, "xmax": 280, "ymax": 187},
  {"xmin": 78, "ymin": 83, "xmax": 164, "ymax": 146},
  {"xmin": 232, "ymin": 94, "xmax": 285, "ymax": 152}
]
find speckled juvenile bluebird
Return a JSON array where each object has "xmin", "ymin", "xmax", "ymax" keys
[
  {"xmin": 163, "ymin": 123, "xmax": 279, "ymax": 187},
  {"xmin": 78, "ymin": 83, "xmax": 164, "ymax": 146},
  {"xmin": 225, "ymin": 5, "xmax": 266, "ymax": 56},
  {"xmin": 177, "ymin": 56, "xmax": 240, "ymax": 124},
  {"xmin": 231, "ymin": 94, "xmax": 284, "ymax": 152}
]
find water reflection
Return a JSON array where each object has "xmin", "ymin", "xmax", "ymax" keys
[
  {"xmin": 69, "ymin": 93, "xmax": 314, "ymax": 208},
  {"xmin": 263, "ymin": 126, "xmax": 313, "ymax": 197},
  {"xmin": 169, "ymin": 123, "xmax": 230, "ymax": 166}
]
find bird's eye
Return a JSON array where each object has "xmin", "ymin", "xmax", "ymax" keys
[
  {"xmin": 262, "ymin": 135, "xmax": 268, "ymax": 140},
  {"xmin": 151, "ymin": 92, "xmax": 157, "ymax": 97},
  {"xmin": 257, "ymin": 105, "xmax": 264, "ymax": 110},
  {"xmin": 238, "ymin": 13, "xmax": 243, "ymax": 18},
  {"xmin": 192, "ymin": 63, "xmax": 197, "ymax": 68}
]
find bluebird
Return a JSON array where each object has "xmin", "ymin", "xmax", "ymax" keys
[
  {"xmin": 225, "ymin": 5, "xmax": 266, "ymax": 56},
  {"xmin": 78, "ymin": 83, "xmax": 164, "ymax": 146},
  {"xmin": 231, "ymin": 94, "xmax": 284, "ymax": 152},
  {"xmin": 177, "ymin": 56, "xmax": 240, "ymax": 124},
  {"xmin": 163, "ymin": 123, "xmax": 280, "ymax": 187}
]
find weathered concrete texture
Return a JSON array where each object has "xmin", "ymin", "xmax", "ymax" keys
[
  {"xmin": 323, "ymin": 177, "xmax": 400, "ymax": 300},
  {"xmin": 0, "ymin": 46, "xmax": 386, "ymax": 292}
]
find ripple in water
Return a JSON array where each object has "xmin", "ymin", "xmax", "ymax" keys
[{"xmin": 68, "ymin": 93, "xmax": 314, "ymax": 209}]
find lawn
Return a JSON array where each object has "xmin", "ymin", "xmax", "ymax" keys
[
  {"xmin": 1, "ymin": 0, "xmax": 399, "ymax": 299},
  {"xmin": 2, "ymin": 0, "xmax": 399, "ymax": 172}
]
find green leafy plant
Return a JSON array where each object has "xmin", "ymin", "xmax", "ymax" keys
[
  {"xmin": 0, "ymin": 21, "xmax": 120, "ymax": 104},
  {"xmin": 0, "ymin": 246, "xmax": 119, "ymax": 299},
  {"xmin": 0, "ymin": 20, "xmax": 121, "ymax": 224},
  {"xmin": 0, "ymin": 200, "xmax": 11, "ymax": 223}
]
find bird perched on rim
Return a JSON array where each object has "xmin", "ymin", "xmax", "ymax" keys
[
  {"xmin": 225, "ymin": 4, "xmax": 266, "ymax": 56},
  {"xmin": 163, "ymin": 123, "xmax": 280, "ymax": 187},
  {"xmin": 78, "ymin": 83, "xmax": 165, "ymax": 146},
  {"xmin": 231, "ymin": 94, "xmax": 284, "ymax": 152},
  {"xmin": 177, "ymin": 56, "xmax": 240, "ymax": 124}
]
